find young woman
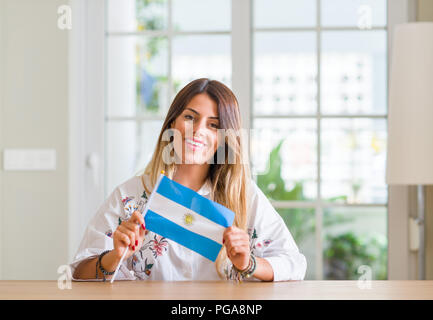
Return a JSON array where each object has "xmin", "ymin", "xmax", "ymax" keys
[{"xmin": 71, "ymin": 78, "xmax": 307, "ymax": 282}]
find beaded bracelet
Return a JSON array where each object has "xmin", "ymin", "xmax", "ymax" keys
[
  {"xmin": 234, "ymin": 257, "xmax": 252, "ymax": 274},
  {"xmin": 97, "ymin": 250, "xmax": 115, "ymax": 282},
  {"xmin": 233, "ymin": 253, "xmax": 257, "ymax": 280},
  {"xmin": 241, "ymin": 254, "xmax": 257, "ymax": 279}
]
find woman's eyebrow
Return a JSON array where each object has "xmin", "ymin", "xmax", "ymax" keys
[{"xmin": 185, "ymin": 107, "xmax": 219, "ymax": 120}]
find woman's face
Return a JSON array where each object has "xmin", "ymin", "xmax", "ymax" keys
[{"xmin": 171, "ymin": 93, "xmax": 220, "ymax": 165}]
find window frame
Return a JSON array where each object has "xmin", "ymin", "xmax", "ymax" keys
[
  {"xmin": 69, "ymin": 0, "xmax": 414, "ymax": 278},
  {"xmin": 247, "ymin": 0, "xmax": 389, "ymax": 280}
]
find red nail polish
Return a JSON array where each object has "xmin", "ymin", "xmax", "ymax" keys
[
  {"xmin": 135, "ymin": 240, "xmax": 138, "ymax": 246},
  {"xmin": 132, "ymin": 245, "xmax": 135, "ymax": 250},
  {"xmin": 142, "ymin": 224, "xmax": 146, "ymax": 230},
  {"xmin": 223, "ymin": 239, "xmax": 225, "ymax": 244}
]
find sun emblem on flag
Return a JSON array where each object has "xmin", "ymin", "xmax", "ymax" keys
[{"xmin": 183, "ymin": 212, "xmax": 195, "ymax": 226}]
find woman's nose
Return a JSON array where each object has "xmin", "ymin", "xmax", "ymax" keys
[{"xmin": 193, "ymin": 118, "xmax": 207, "ymax": 133}]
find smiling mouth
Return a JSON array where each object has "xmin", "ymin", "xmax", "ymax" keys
[{"xmin": 185, "ymin": 138, "xmax": 206, "ymax": 150}]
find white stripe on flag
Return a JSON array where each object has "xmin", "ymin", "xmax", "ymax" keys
[{"xmin": 147, "ymin": 192, "xmax": 225, "ymax": 245}]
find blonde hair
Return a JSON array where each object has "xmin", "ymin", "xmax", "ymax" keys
[{"xmin": 141, "ymin": 78, "xmax": 251, "ymax": 279}]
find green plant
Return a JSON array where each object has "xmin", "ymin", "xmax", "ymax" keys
[
  {"xmin": 135, "ymin": 1, "xmax": 173, "ymax": 114},
  {"xmin": 256, "ymin": 138, "xmax": 387, "ymax": 279},
  {"xmin": 324, "ymin": 232, "xmax": 387, "ymax": 280},
  {"xmin": 256, "ymin": 139, "xmax": 351, "ymax": 245},
  {"xmin": 136, "ymin": 0, "xmax": 166, "ymax": 31},
  {"xmin": 256, "ymin": 140, "xmax": 303, "ymax": 201}
]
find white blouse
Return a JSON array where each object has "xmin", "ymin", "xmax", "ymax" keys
[{"xmin": 69, "ymin": 174, "xmax": 307, "ymax": 282}]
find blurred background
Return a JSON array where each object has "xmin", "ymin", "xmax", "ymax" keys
[{"xmin": 0, "ymin": 0, "xmax": 432, "ymax": 280}]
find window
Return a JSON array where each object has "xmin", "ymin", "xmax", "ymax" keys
[
  {"xmin": 104, "ymin": 0, "xmax": 389, "ymax": 280},
  {"xmin": 251, "ymin": 0, "xmax": 388, "ymax": 280},
  {"xmin": 105, "ymin": 0, "xmax": 231, "ymax": 195}
]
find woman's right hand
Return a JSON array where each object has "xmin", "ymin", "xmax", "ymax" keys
[{"xmin": 112, "ymin": 210, "xmax": 146, "ymax": 261}]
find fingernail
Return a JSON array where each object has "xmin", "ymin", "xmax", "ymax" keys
[
  {"xmin": 141, "ymin": 224, "xmax": 146, "ymax": 230},
  {"xmin": 135, "ymin": 240, "xmax": 138, "ymax": 246},
  {"xmin": 132, "ymin": 245, "xmax": 135, "ymax": 250},
  {"xmin": 223, "ymin": 239, "xmax": 225, "ymax": 244}
]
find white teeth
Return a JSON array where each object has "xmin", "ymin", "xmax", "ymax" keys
[{"xmin": 186, "ymin": 138, "xmax": 204, "ymax": 147}]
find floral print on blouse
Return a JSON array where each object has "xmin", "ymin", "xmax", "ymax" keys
[{"xmin": 69, "ymin": 174, "xmax": 307, "ymax": 282}]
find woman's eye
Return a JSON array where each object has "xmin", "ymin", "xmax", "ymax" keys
[
  {"xmin": 184, "ymin": 115, "xmax": 194, "ymax": 120},
  {"xmin": 210, "ymin": 123, "xmax": 219, "ymax": 129}
]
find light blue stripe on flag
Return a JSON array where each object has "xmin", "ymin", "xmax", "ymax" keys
[
  {"xmin": 156, "ymin": 175, "xmax": 234, "ymax": 227},
  {"xmin": 145, "ymin": 209, "xmax": 222, "ymax": 262}
]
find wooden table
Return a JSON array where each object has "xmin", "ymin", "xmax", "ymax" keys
[{"xmin": 1, "ymin": 280, "xmax": 433, "ymax": 300}]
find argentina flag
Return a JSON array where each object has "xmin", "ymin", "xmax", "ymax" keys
[{"xmin": 143, "ymin": 173, "xmax": 235, "ymax": 262}]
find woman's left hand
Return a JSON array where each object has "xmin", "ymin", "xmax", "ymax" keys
[{"xmin": 222, "ymin": 226, "xmax": 250, "ymax": 271}]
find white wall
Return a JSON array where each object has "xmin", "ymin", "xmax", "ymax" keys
[
  {"xmin": 416, "ymin": 0, "xmax": 433, "ymax": 281},
  {"xmin": 0, "ymin": 0, "xmax": 69, "ymax": 279}
]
